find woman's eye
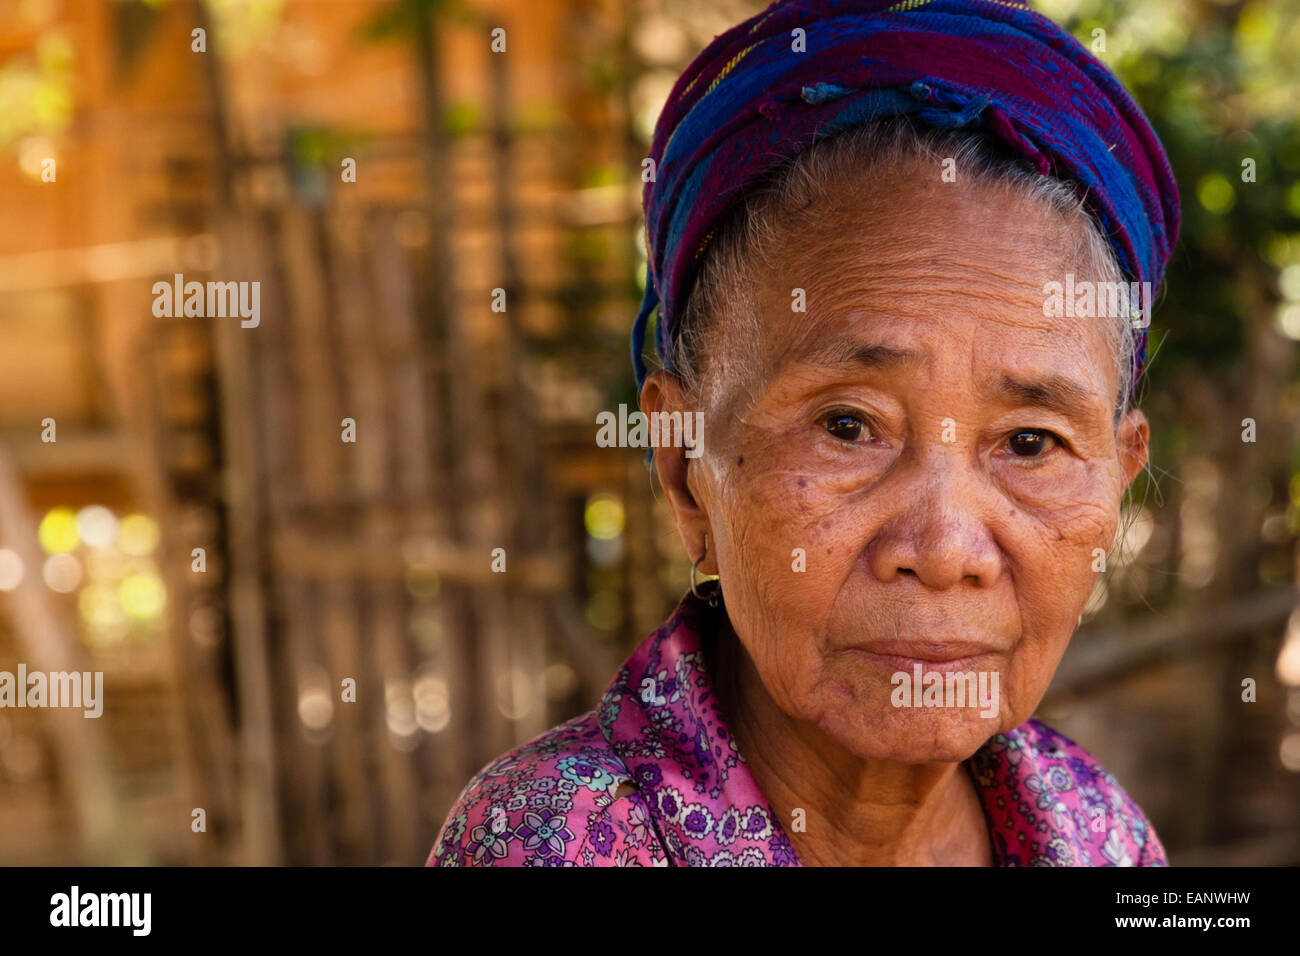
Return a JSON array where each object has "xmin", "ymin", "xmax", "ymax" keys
[
  {"xmin": 1007, "ymin": 429, "xmax": 1058, "ymax": 458},
  {"xmin": 823, "ymin": 411, "xmax": 870, "ymax": 442}
]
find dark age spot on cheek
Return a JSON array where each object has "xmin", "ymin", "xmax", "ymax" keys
[
  {"xmin": 798, "ymin": 478, "xmax": 807, "ymax": 488},
  {"xmin": 737, "ymin": 456, "xmax": 744, "ymax": 466}
]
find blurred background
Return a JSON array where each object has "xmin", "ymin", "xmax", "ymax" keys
[{"xmin": 0, "ymin": 0, "xmax": 1296, "ymax": 866}]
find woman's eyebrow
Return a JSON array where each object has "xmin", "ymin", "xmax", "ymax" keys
[
  {"xmin": 795, "ymin": 336, "xmax": 920, "ymax": 371},
  {"xmin": 991, "ymin": 372, "xmax": 1098, "ymax": 417}
]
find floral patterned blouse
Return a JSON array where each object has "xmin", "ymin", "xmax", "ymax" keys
[{"xmin": 428, "ymin": 592, "xmax": 1167, "ymax": 867}]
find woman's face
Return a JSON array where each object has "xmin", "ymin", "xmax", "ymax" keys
[{"xmin": 646, "ymin": 155, "xmax": 1150, "ymax": 764}]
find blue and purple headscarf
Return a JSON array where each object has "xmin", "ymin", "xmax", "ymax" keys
[{"xmin": 630, "ymin": 0, "xmax": 1181, "ymax": 397}]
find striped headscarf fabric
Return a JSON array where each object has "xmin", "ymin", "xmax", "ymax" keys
[{"xmin": 630, "ymin": 0, "xmax": 1181, "ymax": 397}]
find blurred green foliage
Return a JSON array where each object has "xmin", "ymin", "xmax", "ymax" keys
[
  {"xmin": 1065, "ymin": 0, "xmax": 1300, "ymax": 369},
  {"xmin": 1043, "ymin": 0, "xmax": 1300, "ymax": 604},
  {"xmin": 0, "ymin": 30, "xmax": 74, "ymax": 147}
]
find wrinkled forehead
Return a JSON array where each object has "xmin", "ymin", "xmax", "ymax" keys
[{"xmin": 728, "ymin": 167, "xmax": 1122, "ymax": 416}]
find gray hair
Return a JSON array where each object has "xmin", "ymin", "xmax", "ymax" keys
[{"xmin": 668, "ymin": 117, "xmax": 1137, "ymax": 427}]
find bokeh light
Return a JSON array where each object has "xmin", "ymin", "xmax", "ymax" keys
[
  {"xmin": 38, "ymin": 506, "xmax": 78, "ymax": 554},
  {"xmin": 386, "ymin": 679, "xmax": 419, "ymax": 749},
  {"xmin": 495, "ymin": 668, "xmax": 535, "ymax": 721},
  {"xmin": 0, "ymin": 549, "xmax": 24, "ymax": 591},
  {"xmin": 1281, "ymin": 733, "xmax": 1300, "ymax": 773},
  {"xmin": 77, "ymin": 583, "xmax": 130, "ymax": 647},
  {"xmin": 297, "ymin": 686, "xmax": 334, "ymax": 732},
  {"xmin": 42, "ymin": 552, "xmax": 81, "ymax": 592},
  {"xmin": 75, "ymin": 505, "xmax": 118, "ymax": 549},
  {"xmin": 1278, "ymin": 611, "xmax": 1300, "ymax": 686},
  {"xmin": 1196, "ymin": 172, "xmax": 1236, "ymax": 214},
  {"xmin": 403, "ymin": 563, "xmax": 440, "ymax": 601},
  {"xmin": 117, "ymin": 514, "xmax": 160, "ymax": 556},
  {"xmin": 414, "ymin": 671, "xmax": 450, "ymax": 733},
  {"xmin": 119, "ymin": 570, "xmax": 166, "ymax": 620},
  {"xmin": 584, "ymin": 494, "xmax": 625, "ymax": 541}
]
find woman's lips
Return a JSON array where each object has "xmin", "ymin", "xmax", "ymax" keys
[{"xmin": 845, "ymin": 643, "xmax": 1003, "ymax": 673}]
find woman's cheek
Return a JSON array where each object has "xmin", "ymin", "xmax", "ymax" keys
[
  {"xmin": 996, "ymin": 462, "xmax": 1122, "ymax": 629},
  {"xmin": 726, "ymin": 473, "xmax": 831, "ymax": 592},
  {"xmin": 726, "ymin": 427, "xmax": 859, "ymax": 515},
  {"xmin": 999, "ymin": 458, "xmax": 1121, "ymax": 550},
  {"xmin": 718, "ymin": 466, "xmax": 856, "ymax": 643}
]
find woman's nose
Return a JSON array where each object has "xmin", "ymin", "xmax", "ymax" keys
[{"xmin": 865, "ymin": 456, "xmax": 1003, "ymax": 590}]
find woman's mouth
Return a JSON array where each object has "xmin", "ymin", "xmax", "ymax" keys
[{"xmin": 845, "ymin": 641, "xmax": 1004, "ymax": 674}]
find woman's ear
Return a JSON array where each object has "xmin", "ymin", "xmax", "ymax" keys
[
  {"xmin": 1116, "ymin": 408, "xmax": 1150, "ymax": 489},
  {"xmin": 640, "ymin": 370, "xmax": 714, "ymax": 571}
]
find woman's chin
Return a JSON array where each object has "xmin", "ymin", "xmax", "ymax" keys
[{"xmin": 815, "ymin": 699, "xmax": 1010, "ymax": 764}]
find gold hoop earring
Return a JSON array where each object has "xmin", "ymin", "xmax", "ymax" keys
[{"xmin": 690, "ymin": 533, "xmax": 721, "ymax": 608}]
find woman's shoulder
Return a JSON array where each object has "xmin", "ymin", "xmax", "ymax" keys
[
  {"xmin": 978, "ymin": 717, "xmax": 1168, "ymax": 866},
  {"xmin": 426, "ymin": 710, "xmax": 669, "ymax": 867}
]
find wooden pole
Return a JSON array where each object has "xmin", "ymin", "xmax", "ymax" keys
[
  {"xmin": 0, "ymin": 449, "xmax": 134, "ymax": 863},
  {"xmin": 190, "ymin": 0, "xmax": 282, "ymax": 864}
]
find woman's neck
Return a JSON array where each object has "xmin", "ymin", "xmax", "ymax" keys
[{"xmin": 708, "ymin": 611, "xmax": 994, "ymax": 866}]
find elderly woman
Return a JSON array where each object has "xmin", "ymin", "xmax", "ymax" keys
[{"xmin": 429, "ymin": 0, "xmax": 1179, "ymax": 867}]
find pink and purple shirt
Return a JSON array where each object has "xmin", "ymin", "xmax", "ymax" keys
[{"xmin": 428, "ymin": 592, "xmax": 1167, "ymax": 867}]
